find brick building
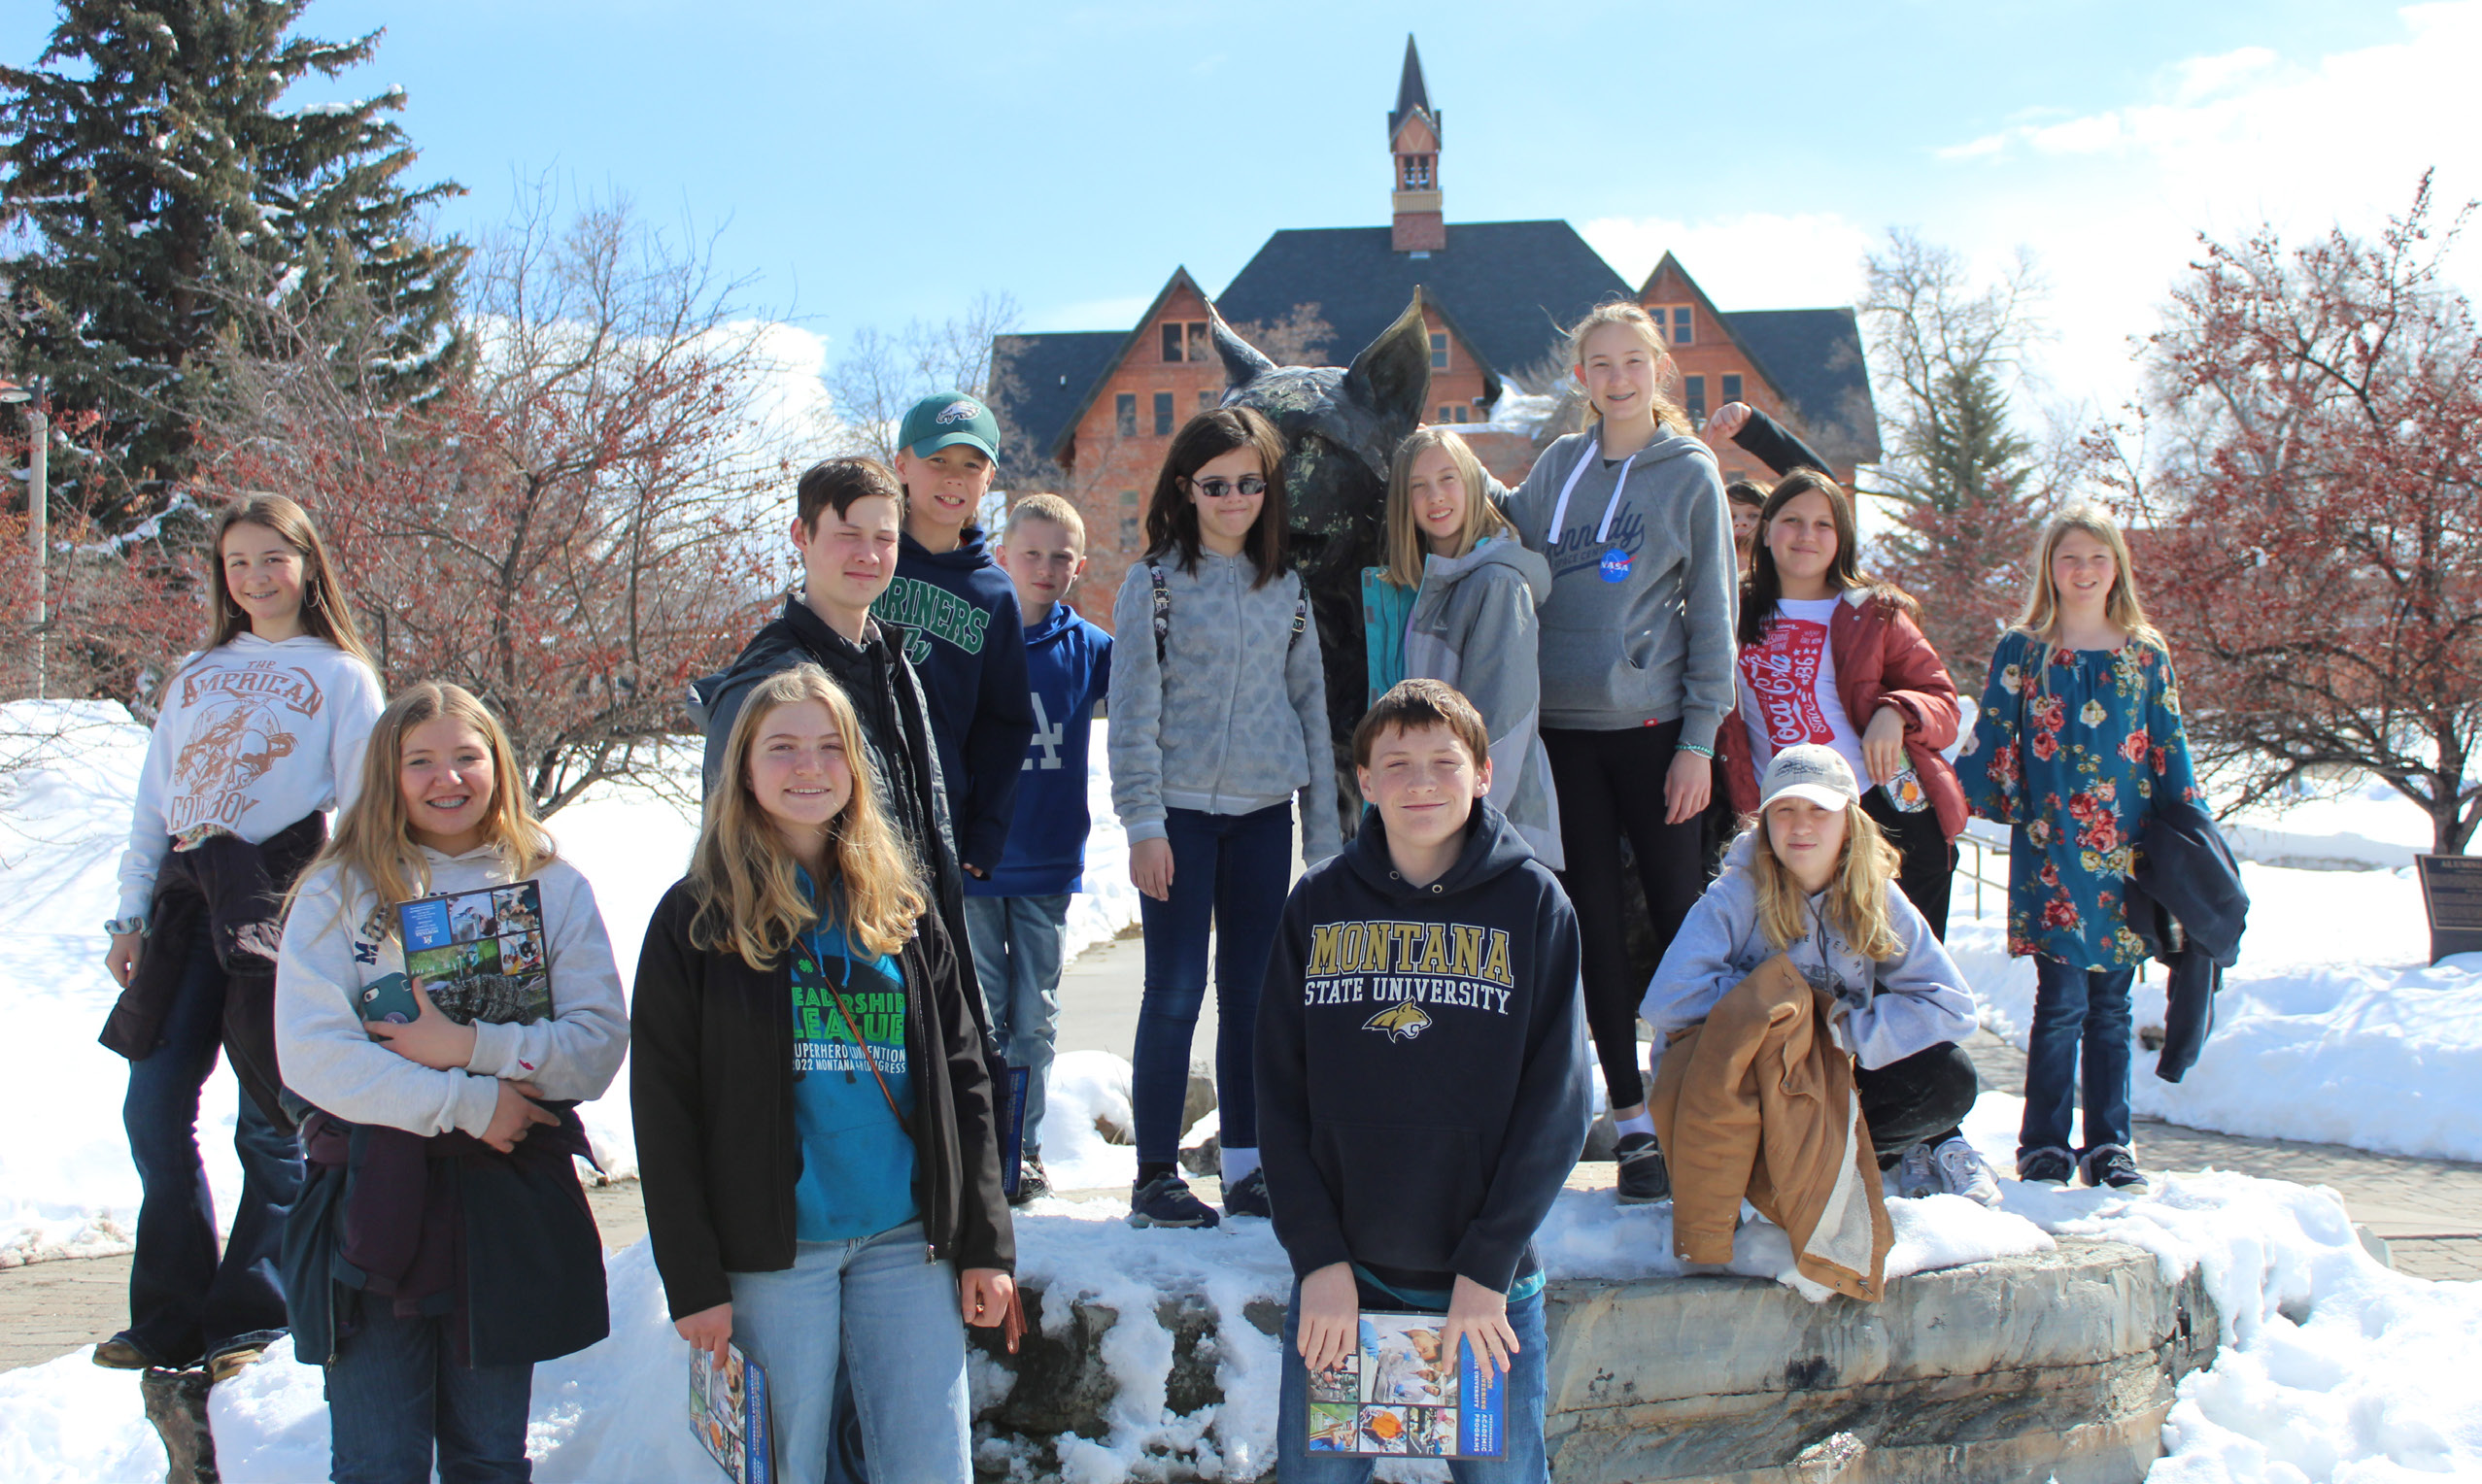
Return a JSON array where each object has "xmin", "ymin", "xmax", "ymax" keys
[{"xmin": 990, "ymin": 36, "xmax": 1880, "ymax": 627}]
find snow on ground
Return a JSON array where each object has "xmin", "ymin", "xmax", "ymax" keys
[{"xmin": 0, "ymin": 701, "xmax": 1141, "ymax": 1265}]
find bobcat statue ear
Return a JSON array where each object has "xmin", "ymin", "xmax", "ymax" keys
[
  {"xmin": 1210, "ymin": 306, "xmax": 1279, "ymax": 388},
  {"xmin": 1343, "ymin": 292, "xmax": 1434, "ymax": 440}
]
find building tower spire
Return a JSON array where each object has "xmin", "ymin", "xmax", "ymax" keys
[{"xmin": 1388, "ymin": 35, "xmax": 1444, "ymax": 253}]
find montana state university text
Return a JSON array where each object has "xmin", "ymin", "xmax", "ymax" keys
[{"xmin": 1302, "ymin": 919, "xmax": 1516, "ymax": 1013}]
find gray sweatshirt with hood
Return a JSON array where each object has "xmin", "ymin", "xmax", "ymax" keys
[
  {"xmin": 1399, "ymin": 534, "xmax": 1565, "ymax": 870},
  {"xmin": 1506, "ymin": 428, "xmax": 1738, "ymax": 746},
  {"xmin": 1639, "ymin": 832, "xmax": 1975, "ymax": 1071}
]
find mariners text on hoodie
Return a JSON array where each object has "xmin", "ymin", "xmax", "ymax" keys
[
  {"xmin": 872, "ymin": 527, "xmax": 1036, "ymax": 872},
  {"xmin": 1255, "ymin": 803, "xmax": 1591, "ymax": 1296}
]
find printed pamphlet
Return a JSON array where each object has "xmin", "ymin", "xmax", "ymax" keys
[
  {"xmin": 360, "ymin": 880, "xmax": 553, "ymax": 1028},
  {"xmin": 689, "ymin": 1339, "xmax": 773, "ymax": 1484},
  {"xmin": 1304, "ymin": 1309, "xmax": 1506, "ymax": 1459}
]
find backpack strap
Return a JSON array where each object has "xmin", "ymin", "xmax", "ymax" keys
[
  {"xmin": 1291, "ymin": 591, "xmax": 1309, "ymax": 651},
  {"xmin": 1149, "ymin": 561, "xmax": 1172, "ymax": 666}
]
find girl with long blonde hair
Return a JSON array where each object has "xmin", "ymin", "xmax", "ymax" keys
[
  {"xmin": 1961, "ymin": 503, "xmax": 2199, "ymax": 1194},
  {"xmin": 93, "ymin": 493, "xmax": 384, "ymax": 1382},
  {"xmin": 1505, "ymin": 298, "xmax": 1737, "ymax": 1202},
  {"xmin": 633, "ymin": 664, "xmax": 1013, "ymax": 1484},
  {"xmin": 1642, "ymin": 744, "xmax": 1995, "ymax": 1206},
  {"xmin": 274, "ymin": 682, "xmax": 629, "ymax": 1479}
]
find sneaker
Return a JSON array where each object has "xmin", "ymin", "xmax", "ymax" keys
[
  {"xmin": 1006, "ymin": 1157, "xmax": 1051, "ymax": 1208},
  {"xmin": 1894, "ymin": 1141, "xmax": 1940, "ymax": 1199},
  {"xmin": 1223, "ymin": 1166, "xmax": 1273, "ymax": 1219},
  {"xmin": 91, "ymin": 1334, "xmax": 152, "ymax": 1370},
  {"xmin": 1932, "ymin": 1137, "xmax": 2003, "ymax": 1207},
  {"xmin": 2017, "ymin": 1145, "xmax": 2075, "ymax": 1186},
  {"xmin": 2080, "ymin": 1144, "xmax": 2150, "ymax": 1194},
  {"xmin": 1615, "ymin": 1132, "xmax": 1671, "ymax": 1205},
  {"xmin": 1129, "ymin": 1172, "xmax": 1221, "ymax": 1229},
  {"xmin": 205, "ymin": 1343, "xmax": 266, "ymax": 1383}
]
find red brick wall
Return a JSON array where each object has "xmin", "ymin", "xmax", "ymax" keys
[{"xmin": 1639, "ymin": 264, "xmax": 1858, "ymax": 489}]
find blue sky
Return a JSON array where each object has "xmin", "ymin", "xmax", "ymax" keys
[{"xmin": 9, "ymin": 1, "xmax": 2478, "ymax": 416}]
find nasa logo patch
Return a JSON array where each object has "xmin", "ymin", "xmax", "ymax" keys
[{"xmin": 1598, "ymin": 547, "xmax": 1632, "ymax": 583}]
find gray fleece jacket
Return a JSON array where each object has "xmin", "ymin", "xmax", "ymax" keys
[
  {"xmin": 1506, "ymin": 429, "xmax": 1738, "ymax": 746},
  {"xmin": 1107, "ymin": 550, "xmax": 1343, "ymax": 862},
  {"xmin": 1399, "ymin": 535, "xmax": 1565, "ymax": 870},
  {"xmin": 1639, "ymin": 832, "xmax": 1975, "ymax": 1071}
]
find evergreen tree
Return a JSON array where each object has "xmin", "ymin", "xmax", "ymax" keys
[{"xmin": 0, "ymin": 0, "xmax": 464, "ymax": 525}]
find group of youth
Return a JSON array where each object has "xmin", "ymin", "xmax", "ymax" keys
[{"xmin": 93, "ymin": 299, "xmax": 2197, "ymax": 1483}]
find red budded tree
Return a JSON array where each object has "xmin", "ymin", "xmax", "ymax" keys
[{"xmin": 2119, "ymin": 174, "xmax": 2482, "ymax": 854}]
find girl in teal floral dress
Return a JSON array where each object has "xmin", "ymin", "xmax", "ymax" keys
[{"xmin": 1960, "ymin": 505, "xmax": 2197, "ymax": 1193}]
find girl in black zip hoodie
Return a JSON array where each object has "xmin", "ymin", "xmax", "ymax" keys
[
  {"xmin": 1258, "ymin": 680, "xmax": 1591, "ymax": 1482},
  {"xmin": 632, "ymin": 663, "xmax": 1013, "ymax": 1484}
]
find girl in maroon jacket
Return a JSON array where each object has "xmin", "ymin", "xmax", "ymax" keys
[{"xmin": 1719, "ymin": 471, "xmax": 1967, "ymax": 939}]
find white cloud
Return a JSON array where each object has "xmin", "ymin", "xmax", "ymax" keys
[
  {"xmin": 1576, "ymin": 211, "xmax": 1875, "ymax": 311},
  {"xmin": 1028, "ymin": 293, "xmax": 1154, "ymax": 332},
  {"xmin": 2171, "ymin": 46, "xmax": 2279, "ymax": 103}
]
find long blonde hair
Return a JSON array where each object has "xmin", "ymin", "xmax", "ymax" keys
[
  {"xmin": 301, "ymin": 682, "xmax": 556, "ymax": 935},
  {"xmin": 690, "ymin": 665, "xmax": 926, "ymax": 970},
  {"xmin": 203, "ymin": 494, "xmax": 374, "ymax": 669},
  {"xmin": 1380, "ymin": 427, "xmax": 1513, "ymax": 588},
  {"xmin": 1748, "ymin": 802, "xmax": 1905, "ymax": 961},
  {"xmin": 1564, "ymin": 301, "xmax": 1695, "ymax": 439},
  {"xmin": 2014, "ymin": 503, "xmax": 2162, "ymax": 653}
]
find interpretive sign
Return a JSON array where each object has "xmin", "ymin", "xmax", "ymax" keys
[{"xmin": 2414, "ymin": 854, "xmax": 2482, "ymax": 963}]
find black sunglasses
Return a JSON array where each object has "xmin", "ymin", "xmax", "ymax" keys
[{"xmin": 1185, "ymin": 475, "xmax": 1268, "ymax": 500}]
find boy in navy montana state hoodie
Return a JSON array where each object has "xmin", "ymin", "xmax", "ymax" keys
[
  {"xmin": 872, "ymin": 391, "xmax": 1037, "ymax": 878},
  {"xmin": 966, "ymin": 494, "xmax": 1112, "ymax": 1203},
  {"xmin": 1257, "ymin": 679, "xmax": 1590, "ymax": 1479}
]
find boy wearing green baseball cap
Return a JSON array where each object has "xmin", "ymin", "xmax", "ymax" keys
[{"xmin": 873, "ymin": 391, "xmax": 1037, "ymax": 886}]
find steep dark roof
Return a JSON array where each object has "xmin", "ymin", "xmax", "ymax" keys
[
  {"xmin": 988, "ymin": 330, "xmax": 1122, "ymax": 480},
  {"xmin": 1216, "ymin": 220, "xmax": 1630, "ymax": 385},
  {"xmin": 1390, "ymin": 36, "xmax": 1434, "ymax": 140},
  {"xmin": 1726, "ymin": 308, "xmax": 1882, "ymax": 465}
]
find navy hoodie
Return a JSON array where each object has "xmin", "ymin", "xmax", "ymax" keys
[
  {"xmin": 872, "ymin": 527, "xmax": 1036, "ymax": 872},
  {"xmin": 969, "ymin": 601, "xmax": 1112, "ymax": 899},
  {"xmin": 1256, "ymin": 801, "xmax": 1591, "ymax": 1297}
]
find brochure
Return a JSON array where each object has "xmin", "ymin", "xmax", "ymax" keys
[
  {"xmin": 1304, "ymin": 1309, "xmax": 1506, "ymax": 1459},
  {"xmin": 362, "ymin": 880, "xmax": 553, "ymax": 1028},
  {"xmin": 689, "ymin": 1339, "xmax": 772, "ymax": 1484}
]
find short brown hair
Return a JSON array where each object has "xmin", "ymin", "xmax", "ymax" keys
[
  {"xmin": 796, "ymin": 456, "xmax": 903, "ymax": 533},
  {"xmin": 1352, "ymin": 678, "xmax": 1490, "ymax": 769},
  {"xmin": 1003, "ymin": 492, "xmax": 1086, "ymax": 546},
  {"xmin": 1724, "ymin": 477, "xmax": 1769, "ymax": 512}
]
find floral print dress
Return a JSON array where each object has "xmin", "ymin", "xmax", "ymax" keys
[{"xmin": 1958, "ymin": 630, "xmax": 2200, "ymax": 969}]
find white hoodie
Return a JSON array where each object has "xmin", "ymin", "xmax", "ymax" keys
[
  {"xmin": 115, "ymin": 634, "xmax": 385, "ymax": 924},
  {"xmin": 275, "ymin": 846, "xmax": 628, "ymax": 1138}
]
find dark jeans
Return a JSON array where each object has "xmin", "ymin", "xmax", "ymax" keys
[
  {"xmin": 2020, "ymin": 957, "xmax": 2136, "ymax": 1160},
  {"xmin": 1861, "ymin": 790, "xmax": 1955, "ymax": 942},
  {"xmin": 1854, "ymin": 1041, "xmax": 1980, "ymax": 1164},
  {"xmin": 121, "ymin": 923, "xmax": 300, "ymax": 1367},
  {"xmin": 323, "ymin": 1303, "xmax": 533, "ymax": 1484},
  {"xmin": 1133, "ymin": 802, "xmax": 1293, "ymax": 1164},
  {"xmin": 1544, "ymin": 723, "xmax": 1706, "ymax": 1108}
]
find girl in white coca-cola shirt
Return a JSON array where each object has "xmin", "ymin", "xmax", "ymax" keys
[{"xmin": 1718, "ymin": 470, "xmax": 1968, "ymax": 941}]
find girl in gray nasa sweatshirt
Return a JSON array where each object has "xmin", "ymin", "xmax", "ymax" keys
[{"xmin": 1504, "ymin": 302, "xmax": 1738, "ymax": 1154}]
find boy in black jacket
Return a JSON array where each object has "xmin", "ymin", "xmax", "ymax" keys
[{"xmin": 1258, "ymin": 679, "xmax": 1590, "ymax": 1482}]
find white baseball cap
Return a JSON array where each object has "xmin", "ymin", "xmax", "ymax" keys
[{"xmin": 1758, "ymin": 744, "xmax": 1860, "ymax": 813}]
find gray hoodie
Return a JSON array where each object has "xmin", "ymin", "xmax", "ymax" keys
[
  {"xmin": 1506, "ymin": 429, "xmax": 1737, "ymax": 746},
  {"xmin": 1399, "ymin": 535, "xmax": 1565, "ymax": 870},
  {"xmin": 1108, "ymin": 550, "xmax": 1343, "ymax": 862},
  {"xmin": 1639, "ymin": 832, "xmax": 1975, "ymax": 1071}
]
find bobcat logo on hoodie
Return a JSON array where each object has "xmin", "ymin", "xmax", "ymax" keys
[{"xmin": 1363, "ymin": 1000, "xmax": 1433, "ymax": 1042}]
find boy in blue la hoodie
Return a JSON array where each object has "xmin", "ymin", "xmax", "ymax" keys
[
  {"xmin": 1258, "ymin": 679, "xmax": 1590, "ymax": 1483},
  {"xmin": 967, "ymin": 494, "xmax": 1112, "ymax": 1204},
  {"xmin": 873, "ymin": 391, "xmax": 1037, "ymax": 879}
]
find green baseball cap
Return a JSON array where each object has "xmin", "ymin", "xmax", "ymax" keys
[{"xmin": 898, "ymin": 390, "xmax": 1001, "ymax": 463}]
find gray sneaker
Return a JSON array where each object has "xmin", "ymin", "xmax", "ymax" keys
[
  {"xmin": 1895, "ymin": 1140, "xmax": 1940, "ymax": 1199},
  {"xmin": 2080, "ymin": 1144, "xmax": 2150, "ymax": 1195},
  {"xmin": 1932, "ymin": 1137, "xmax": 2002, "ymax": 1207}
]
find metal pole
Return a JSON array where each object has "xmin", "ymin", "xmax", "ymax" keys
[{"xmin": 28, "ymin": 388, "xmax": 48, "ymax": 700}]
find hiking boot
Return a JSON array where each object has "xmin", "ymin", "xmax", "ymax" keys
[
  {"xmin": 1895, "ymin": 1140, "xmax": 1940, "ymax": 1199},
  {"xmin": 205, "ymin": 1342, "xmax": 266, "ymax": 1384},
  {"xmin": 1006, "ymin": 1157, "xmax": 1051, "ymax": 1208},
  {"xmin": 1932, "ymin": 1137, "xmax": 2003, "ymax": 1207},
  {"xmin": 92, "ymin": 1334, "xmax": 152, "ymax": 1370},
  {"xmin": 1129, "ymin": 1172, "xmax": 1220, "ymax": 1229},
  {"xmin": 2080, "ymin": 1144, "xmax": 2150, "ymax": 1194},
  {"xmin": 1615, "ymin": 1132, "xmax": 1671, "ymax": 1205},
  {"xmin": 1223, "ymin": 1166, "xmax": 1273, "ymax": 1219},
  {"xmin": 2017, "ymin": 1145, "xmax": 2075, "ymax": 1186}
]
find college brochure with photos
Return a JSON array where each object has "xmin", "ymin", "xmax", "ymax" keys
[
  {"xmin": 360, "ymin": 880, "xmax": 553, "ymax": 1028},
  {"xmin": 1304, "ymin": 1309, "xmax": 1507, "ymax": 1459},
  {"xmin": 689, "ymin": 1339, "xmax": 773, "ymax": 1484}
]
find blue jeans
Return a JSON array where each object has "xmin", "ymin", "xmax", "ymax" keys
[
  {"xmin": 2019, "ymin": 957, "xmax": 2136, "ymax": 1159},
  {"xmin": 1275, "ymin": 1276, "xmax": 1550, "ymax": 1484},
  {"xmin": 323, "ymin": 1304, "xmax": 532, "ymax": 1484},
  {"xmin": 121, "ymin": 923, "xmax": 301, "ymax": 1367},
  {"xmin": 728, "ymin": 1221, "xmax": 971, "ymax": 1484},
  {"xmin": 963, "ymin": 893, "xmax": 1071, "ymax": 1161},
  {"xmin": 1133, "ymin": 802, "xmax": 1293, "ymax": 1165}
]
